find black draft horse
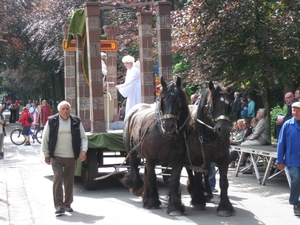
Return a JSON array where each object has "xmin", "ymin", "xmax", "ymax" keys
[
  {"xmin": 185, "ymin": 81, "xmax": 235, "ymax": 217},
  {"xmin": 121, "ymin": 76, "xmax": 190, "ymax": 216}
]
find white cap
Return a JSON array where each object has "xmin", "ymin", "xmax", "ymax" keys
[{"xmin": 291, "ymin": 101, "xmax": 300, "ymax": 108}]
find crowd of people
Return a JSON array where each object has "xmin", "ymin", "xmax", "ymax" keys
[
  {"xmin": 0, "ymin": 99, "xmax": 53, "ymax": 149},
  {"xmin": 189, "ymin": 87, "xmax": 300, "ymax": 216},
  {"xmin": 228, "ymin": 89, "xmax": 300, "ymax": 216}
]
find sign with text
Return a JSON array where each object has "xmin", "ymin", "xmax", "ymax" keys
[{"xmin": 63, "ymin": 40, "xmax": 117, "ymax": 51}]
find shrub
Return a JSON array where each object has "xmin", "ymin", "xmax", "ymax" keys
[{"xmin": 270, "ymin": 104, "xmax": 287, "ymax": 139}]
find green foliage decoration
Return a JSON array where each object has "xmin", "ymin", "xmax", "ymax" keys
[{"xmin": 270, "ymin": 104, "xmax": 287, "ymax": 138}]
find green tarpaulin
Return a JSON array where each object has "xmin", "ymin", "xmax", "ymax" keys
[{"xmin": 87, "ymin": 132, "xmax": 125, "ymax": 152}]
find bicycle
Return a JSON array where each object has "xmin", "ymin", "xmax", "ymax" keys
[{"xmin": 10, "ymin": 125, "xmax": 44, "ymax": 145}]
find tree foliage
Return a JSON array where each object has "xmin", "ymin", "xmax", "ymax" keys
[
  {"xmin": 1, "ymin": 0, "xmax": 300, "ymax": 109},
  {"xmin": 172, "ymin": 0, "xmax": 300, "ymax": 87}
]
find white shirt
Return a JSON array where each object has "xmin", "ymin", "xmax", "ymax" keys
[{"xmin": 29, "ymin": 107, "xmax": 38, "ymax": 125}]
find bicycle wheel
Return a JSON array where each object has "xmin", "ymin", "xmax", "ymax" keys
[
  {"xmin": 10, "ymin": 128, "xmax": 26, "ymax": 145},
  {"xmin": 35, "ymin": 127, "xmax": 43, "ymax": 144}
]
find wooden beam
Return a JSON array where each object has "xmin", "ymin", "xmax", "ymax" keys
[{"xmin": 99, "ymin": 2, "xmax": 157, "ymax": 10}]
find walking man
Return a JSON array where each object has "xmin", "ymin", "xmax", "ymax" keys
[
  {"xmin": 41, "ymin": 100, "xmax": 88, "ymax": 214},
  {"xmin": 277, "ymin": 101, "xmax": 300, "ymax": 216}
]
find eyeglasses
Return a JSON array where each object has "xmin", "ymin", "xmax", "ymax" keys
[{"xmin": 285, "ymin": 96, "xmax": 293, "ymax": 99}]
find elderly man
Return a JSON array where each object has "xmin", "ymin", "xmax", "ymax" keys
[
  {"xmin": 242, "ymin": 108, "xmax": 270, "ymax": 146},
  {"xmin": 41, "ymin": 100, "xmax": 88, "ymax": 214},
  {"xmin": 0, "ymin": 104, "xmax": 6, "ymax": 159},
  {"xmin": 274, "ymin": 92, "xmax": 298, "ymax": 140},
  {"xmin": 190, "ymin": 94, "xmax": 198, "ymax": 105},
  {"xmin": 240, "ymin": 108, "xmax": 271, "ymax": 174},
  {"xmin": 232, "ymin": 92, "xmax": 241, "ymax": 122},
  {"xmin": 277, "ymin": 101, "xmax": 300, "ymax": 216},
  {"xmin": 295, "ymin": 89, "xmax": 300, "ymax": 101}
]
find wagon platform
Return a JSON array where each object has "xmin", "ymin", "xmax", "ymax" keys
[{"xmin": 76, "ymin": 127, "xmax": 128, "ymax": 190}]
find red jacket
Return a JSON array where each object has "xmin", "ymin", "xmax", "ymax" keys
[{"xmin": 19, "ymin": 110, "xmax": 31, "ymax": 127}]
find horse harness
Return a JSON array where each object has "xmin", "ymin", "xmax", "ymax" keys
[
  {"xmin": 126, "ymin": 101, "xmax": 189, "ymax": 154},
  {"xmin": 184, "ymin": 90, "xmax": 231, "ymax": 175}
]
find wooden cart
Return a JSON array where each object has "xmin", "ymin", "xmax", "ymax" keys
[{"xmin": 75, "ymin": 130, "xmax": 127, "ymax": 190}]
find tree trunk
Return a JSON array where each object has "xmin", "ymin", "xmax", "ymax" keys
[
  {"xmin": 51, "ymin": 71, "xmax": 56, "ymax": 108},
  {"xmin": 261, "ymin": 85, "xmax": 271, "ymax": 134}
]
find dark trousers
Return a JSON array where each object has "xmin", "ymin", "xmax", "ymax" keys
[
  {"xmin": 51, "ymin": 157, "xmax": 76, "ymax": 208},
  {"xmin": 9, "ymin": 109, "xmax": 16, "ymax": 123},
  {"xmin": 274, "ymin": 124, "xmax": 282, "ymax": 139},
  {"xmin": 288, "ymin": 167, "xmax": 300, "ymax": 206},
  {"xmin": 233, "ymin": 111, "xmax": 240, "ymax": 122}
]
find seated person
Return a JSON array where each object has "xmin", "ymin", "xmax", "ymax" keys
[
  {"xmin": 230, "ymin": 119, "xmax": 250, "ymax": 145},
  {"xmin": 230, "ymin": 121, "xmax": 238, "ymax": 138},
  {"xmin": 241, "ymin": 108, "xmax": 271, "ymax": 173},
  {"xmin": 242, "ymin": 108, "xmax": 270, "ymax": 146},
  {"xmin": 229, "ymin": 119, "xmax": 252, "ymax": 167},
  {"xmin": 230, "ymin": 119, "xmax": 244, "ymax": 143}
]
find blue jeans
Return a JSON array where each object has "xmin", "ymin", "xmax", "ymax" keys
[
  {"xmin": 209, "ymin": 163, "xmax": 216, "ymax": 190},
  {"xmin": 288, "ymin": 167, "xmax": 300, "ymax": 206}
]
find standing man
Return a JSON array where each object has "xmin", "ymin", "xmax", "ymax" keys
[
  {"xmin": 190, "ymin": 94, "xmax": 198, "ymax": 105},
  {"xmin": 277, "ymin": 101, "xmax": 300, "ymax": 216},
  {"xmin": 116, "ymin": 55, "xmax": 141, "ymax": 117},
  {"xmin": 29, "ymin": 103, "xmax": 38, "ymax": 128},
  {"xmin": 41, "ymin": 101, "xmax": 88, "ymax": 214},
  {"xmin": 295, "ymin": 89, "xmax": 300, "ymax": 101},
  {"xmin": 247, "ymin": 96, "xmax": 256, "ymax": 119},
  {"xmin": 274, "ymin": 92, "xmax": 298, "ymax": 140},
  {"xmin": 232, "ymin": 92, "xmax": 241, "ymax": 122},
  {"xmin": 0, "ymin": 104, "xmax": 6, "ymax": 159},
  {"xmin": 26, "ymin": 100, "xmax": 32, "ymax": 109}
]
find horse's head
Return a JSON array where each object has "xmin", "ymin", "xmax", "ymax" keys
[
  {"xmin": 200, "ymin": 81, "xmax": 233, "ymax": 137},
  {"xmin": 157, "ymin": 76, "xmax": 188, "ymax": 135}
]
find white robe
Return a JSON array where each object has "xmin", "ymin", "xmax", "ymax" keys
[
  {"xmin": 102, "ymin": 60, "xmax": 107, "ymax": 86},
  {"xmin": 116, "ymin": 66, "xmax": 141, "ymax": 116}
]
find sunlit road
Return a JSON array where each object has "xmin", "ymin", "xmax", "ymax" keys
[{"xmin": 1, "ymin": 123, "xmax": 299, "ymax": 225}]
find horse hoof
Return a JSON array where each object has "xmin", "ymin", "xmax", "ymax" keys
[
  {"xmin": 168, "ymin": 210, "xmax": 183, "ymax": 216},
  {"xmin": 217, "ymin": 210, "xmax": 234, "ymax": 217},
  {"xmin": 145, "ymin": 205, "xmax": 160, "ymax": 209},
  {"xmin": 193, "ymin": 204, "xmax": 206, "ymax": 211},
  {"xmin": 205, "ymin": 196, "xmax": 213, "ymax": 202}
]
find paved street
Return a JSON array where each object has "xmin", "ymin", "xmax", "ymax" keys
[{"xmin": 0, "ymin": 123, "xmax": 300, "ymax": 225}]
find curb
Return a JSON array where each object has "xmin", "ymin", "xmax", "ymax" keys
[{"xmin": 0, "ymin": 152, "xmax": 9, "ymax": 225}]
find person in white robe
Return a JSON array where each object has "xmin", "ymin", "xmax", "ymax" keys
[
  {"xmin": 116, "ymin": 55, "xmax": 142, "ymax": 117},
  {"xmin": 101, "ymin": 52, "xmax": 108, "ymax": 85}
]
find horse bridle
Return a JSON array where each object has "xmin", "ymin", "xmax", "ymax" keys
[
  {"xmin": 206, "ymin": 94, "xmax": 231, "ymax": 124},
  {"xmin": 155, "ymin": 100, "xmax": 182, "ymax": 134}
]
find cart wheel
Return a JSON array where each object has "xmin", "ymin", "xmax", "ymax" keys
[{"xmin": 82, "ymin": 150, "xmax": 98, "ymax": 190}]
